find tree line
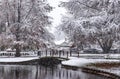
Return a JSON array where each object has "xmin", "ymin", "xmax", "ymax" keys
[{"xmin": 59, "ymin": 0, "xmax": 120, "ymax": 53}]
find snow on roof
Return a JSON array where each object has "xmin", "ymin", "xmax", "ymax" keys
[
  {"xmin": 13, "ymin": 41, "xmax": 24, "ymax": 45},
  {"xmin": 59, "ymin": 41, "xmax": 73, "ymax": 47}
]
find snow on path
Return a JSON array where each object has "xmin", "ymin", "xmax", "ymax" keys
[
  {"xmin": 0, "ymin": 57, "xmax": 39, "ymax": 62},
  {"xmin": 62, "ymin": 57, "xmax": 120, "ymax": 67}
]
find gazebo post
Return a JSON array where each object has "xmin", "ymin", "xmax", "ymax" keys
[{"xmin": 70, "ymin": 49, "xmax": 72, "ymax": 56}]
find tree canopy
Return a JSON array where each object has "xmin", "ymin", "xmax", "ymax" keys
[
  {"xmin": 60, "ymin": 0, "xmax": 120, "ymax": 53},
  {"xmin": 0, "ymin": 0, "xmax": 54, "ymax": 56}
]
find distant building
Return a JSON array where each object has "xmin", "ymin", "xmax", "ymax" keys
[{"xmin": 55, "ymin": 41, "xmax": 73, "ymax": 51}]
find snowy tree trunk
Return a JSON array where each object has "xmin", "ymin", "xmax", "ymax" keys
[
  {"xmin": 97, "ymin": 39, "xmax": 113, "ymax": 53},
  {"xmin": 15, "ymin": 0, "xmax": 22, "ymax": 57},
  {"xmin": 102, "ymin": 47, "xmax": 111, "ymax": 53},
  {"xmin": 15, "ymin": 44, "xmax": 21, "ymax": 57}
]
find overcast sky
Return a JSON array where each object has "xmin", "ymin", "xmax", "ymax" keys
[{"xmin": 47, "ymin": 0, "xmax": 68, "ymax": 45}]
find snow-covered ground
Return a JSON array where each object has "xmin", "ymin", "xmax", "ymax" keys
[
  {"xmin": 62, "ymin": 57, "xmax": 120, "ymax": 76},
  {"xmin": 72, "ymin": 53, "xmax": 120, "ymax": 59},
  {"xmin": 62, "ymin": 57, "xmax": 120, "ymax": 67},
  {"xmin": 0, "ymin": 57, "xmax": 39, "ymax": 62}
]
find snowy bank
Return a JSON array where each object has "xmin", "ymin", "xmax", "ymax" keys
[
  {"xmin": 0, "ymin": 57, "xmax": 39, "ymax": 62},
  {"xmin": 62, "ymin": 57, "xmax": 120, "ymax": 77},
  {"xmin": 62, "ymin": 57, "xmax": 120, "ymax": 67},
  {"xmin": 95, "ymin": 67, "xmax": 120, "ymax": 77}
]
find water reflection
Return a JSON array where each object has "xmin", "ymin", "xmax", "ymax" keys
[{"xmin": 0, "ymin": 65, "xmax": 109, "ymax": 79}]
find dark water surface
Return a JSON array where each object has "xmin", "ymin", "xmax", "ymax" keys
[{"xmin": 0, "ymin": 65, "xmax": 109, "ymax": 79}]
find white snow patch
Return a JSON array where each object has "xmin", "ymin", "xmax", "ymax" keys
[
  {"xmin": 62, "ymin": 57, "xmax": 120, "ymax": 67},
  {"xmin": 0, "ymin": 57, "xmax": 39, "ymax": 62}
]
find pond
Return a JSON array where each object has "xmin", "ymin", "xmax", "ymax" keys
[{"xmin": 0, "ymin": 65, "xmax": 110, "ymax": 79}]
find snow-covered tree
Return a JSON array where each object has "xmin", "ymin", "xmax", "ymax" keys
[
  {"xmin": 0, "ymin": 0, "xmax": 54, "ymax": 57},
  {"xmin": 60, "ymin": 0, "xmax": 120, "ymax": 53}
]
